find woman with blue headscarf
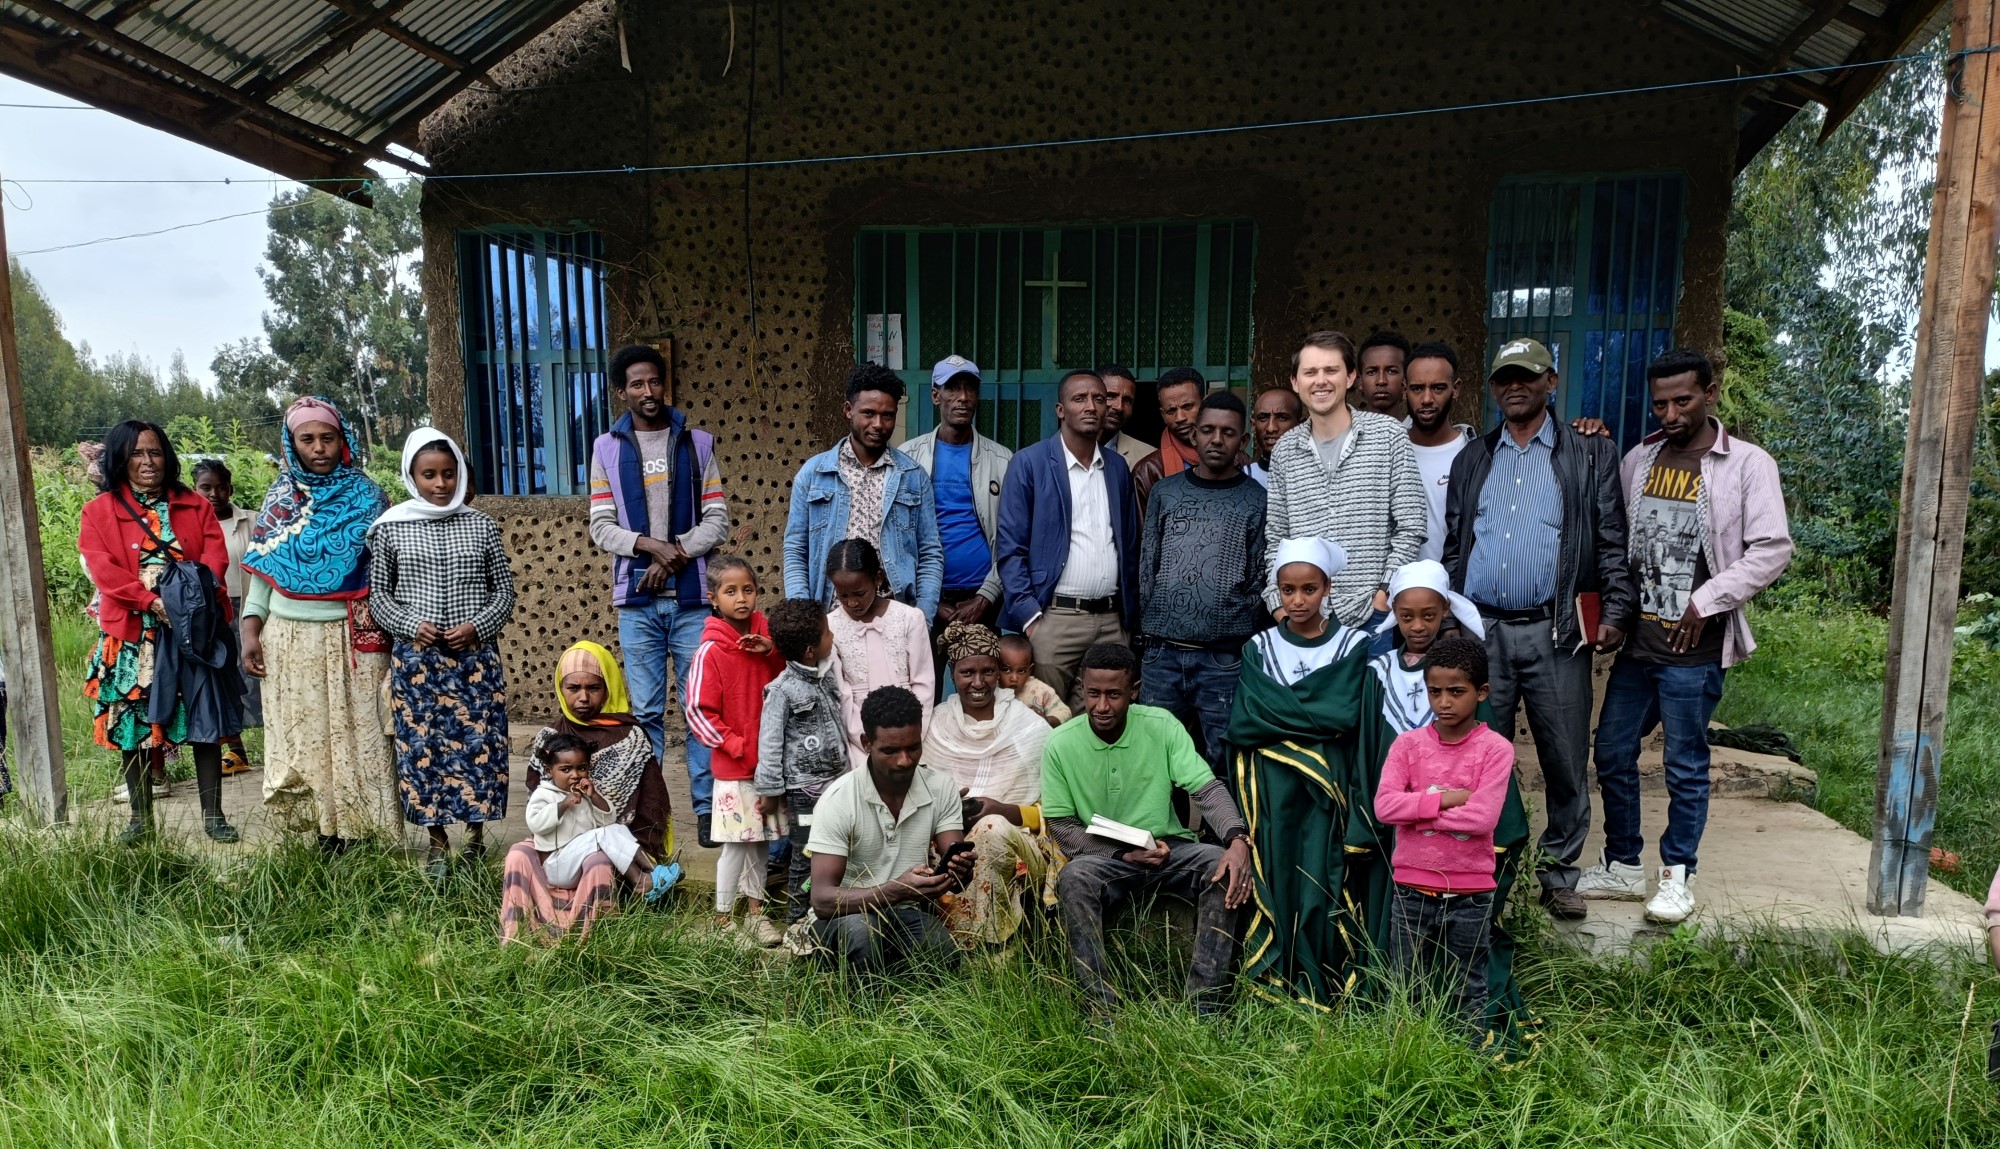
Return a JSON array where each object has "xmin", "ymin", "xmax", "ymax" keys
[{"xmin": 241, "ymin": 397, "xmax": 399, "ymax": 852}]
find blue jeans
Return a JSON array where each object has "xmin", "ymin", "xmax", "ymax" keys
[
  {"xmin": 618, "ymin": 598, "xmax": 715, "ymax": 815},
  {"xmin": 1591, "ymin": 657, "xmax": 1727, "ymax": 872},
  {"xmin": 1140, "ymin": 644, "xmax": 1242, "ymax": 778}
]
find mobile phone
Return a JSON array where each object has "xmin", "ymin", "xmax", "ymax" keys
[{"xmin": 937, "ymin": 840, "xmax": 975, "ymax": 870}]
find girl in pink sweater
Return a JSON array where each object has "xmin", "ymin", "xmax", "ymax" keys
[{"xmin": 1373, "ymin": 637, "xmax": 1514, "ymax": 1031}]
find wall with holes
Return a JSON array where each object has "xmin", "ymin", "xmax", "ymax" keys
[{"xmin": 420, "ymin": 0, "xmax": 1742, "ymax": 720}]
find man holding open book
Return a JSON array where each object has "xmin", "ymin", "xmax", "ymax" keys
[
  {"xmin": 1439, "ymin": 338, "xmax": 1634, "ymax": 923},
  {"xmin": 1042, "ymin": 643, "xmax": 1254, "ymax": 1014}
]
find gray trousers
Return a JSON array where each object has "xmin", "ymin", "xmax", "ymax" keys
[
  {"xmin": 1055, "ymin": 843, "xmax": 1241, "ymax": 1010},
  {"xmin": 1029, "ymin": 606, "xmax": 1128, "ymax": 701},
  {"xmin": 1482, "ymin": 617, "xmax": 1594, "ymax": 890},
  {"xmin": 808, "ymin": 906, "xmax": 958, "ymax": 973}
]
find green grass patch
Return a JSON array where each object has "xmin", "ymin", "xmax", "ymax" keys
[
  {"xmin": 1718, "ymin": 607, "xmax": 2000, "ymax": 901},
  {"xmin": 0, "ymin": 835, "xmax": 1993, "ymax": 1146}
]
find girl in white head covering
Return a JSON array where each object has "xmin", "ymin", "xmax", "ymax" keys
[
  {"xmin": 1370, "ymin": 559, "xmax": 1485, "ymax": 733},
  {"xmin": 1250, "ymin": 537, "xmax": 1371, "ymax": 686},
  {"xmin": 375, "ymin": 428, "xmax": 470, "ymax": 526}
]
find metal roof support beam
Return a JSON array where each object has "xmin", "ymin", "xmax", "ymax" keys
[
  {"xmin": 1664, "ymin": 11, "xmax": 1835, "ymax": 106},
  {"xmin": 0, "ymin": 21, "xmax": 374, "ymax": 195},
  {"xmin": 5, "ymin": 0, "xmax": 420, "ymax": 169},
  {"xmin": 317, "ymin": 0, "xmax": 499, "ymax": 89},
  {"xmin": 205, "ymin": 0, "xmax": 419, "ymax": 129},
  {"xmin": 1821, "ymin": 0, "xmax": 1952, "ymax": 135},
  {"xmin": 33, "ymin": 0, "xmax": 158, "ymax": 65},
  {"xmin": 1767, "ymin": 0, "xmax": 1857, "ymax": 70}
]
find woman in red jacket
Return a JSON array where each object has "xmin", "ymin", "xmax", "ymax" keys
[{"xmin": 78, "ymin": 420, "xmax": 240, "ymax": 844}]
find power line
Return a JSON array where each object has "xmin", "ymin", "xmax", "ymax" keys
[{"xmin": 13, "ymin": 198, "xmax": 317, "ymax": 256}]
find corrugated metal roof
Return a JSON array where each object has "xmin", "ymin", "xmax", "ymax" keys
[
  {"xmin": 0, "ymin": 0, "xmax": 589, "ymax": 192},
  {"xmin": 0, "ymin": 0, "xmax": 1957, "ymax": 190}
]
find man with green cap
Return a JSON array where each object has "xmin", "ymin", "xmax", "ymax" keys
[{"xmin": 1439, "ymin": 337, "xmax": 1634, "ymax": 922}]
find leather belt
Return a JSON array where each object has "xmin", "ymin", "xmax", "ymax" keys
[
  {"xmin": 1050, "ymin": 594, "xmax": 1117, "ymax": 614},
  {"xmin": 1476, "ymin": 602, "xmax": 1553, "ymax": 624}
]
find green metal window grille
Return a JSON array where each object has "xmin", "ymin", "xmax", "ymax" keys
[
  {"xmin": 458, "ymin": 229, "xmax": 611, "ymax": 495},
  {"xmin": 1485, "ymin": 175, "xmax": 1685, "ymax": 451},
  {"xmin": 854, "ymin": 223, "xmax": 1256, "ymax": 450}
]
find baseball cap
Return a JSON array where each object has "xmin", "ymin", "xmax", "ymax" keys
[
  {"xmin": 931, "ymin": 355, "xmax": 981, "ymax": 388},
  {"xmin": 1488, "ymin": 338, "xmax": 1555, "ymax": 379}
]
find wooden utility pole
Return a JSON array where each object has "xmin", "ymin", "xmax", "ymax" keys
[
  {"xmin": 1871, "ymin": 0, "xmax": 2000, "ymax": 916},
  {"xmin": 0, "ymin": 174, "xmax": 67, "ymax": 825}
]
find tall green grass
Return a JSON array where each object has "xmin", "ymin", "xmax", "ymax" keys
[
  {"xmin": 1719, "ymin": 608, "xmax": 2000, "ymax": 901},
  {"xmin": 0, "ymin": 833, "xmax": 1993, "ymax": 1147}
]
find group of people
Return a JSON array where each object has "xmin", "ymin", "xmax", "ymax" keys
[
  {"xmin": 79, "ymin": 399, "xmax": 518, "ymax": 879},
  {"xmin": 74, "ymin": 325, "xmax": 1799, "ymax": 1027}
]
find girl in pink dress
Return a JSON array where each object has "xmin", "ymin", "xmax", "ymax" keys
[{"xmin": 824, "ymin": 538, "xmax": 934, "ymax": 768}]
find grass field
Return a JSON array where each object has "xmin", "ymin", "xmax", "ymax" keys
[{"xmin": 2, "ymin": 606, "xmax": 1998, "ymax": 1146}]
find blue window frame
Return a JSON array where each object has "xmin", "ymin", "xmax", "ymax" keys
[
  {"xmin": 854, "ymin": 223, "xmax": 1256, "ymax": 450},
  {"xmin": 1485, "ymin": 175, "xmax": 1685, "ymax": 450},
  {"xmin": 458, "ymin": 229, "xmax": 611, "ymax": 495}
]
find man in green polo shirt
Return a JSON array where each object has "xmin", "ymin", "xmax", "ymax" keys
[
  {"xmin": 806, "ymin": 686, "xmax": 976, "ymax": 970},
  {"xmin": 1044, "ymin": 644, "xmax": 1255, "ymax": 1012}
]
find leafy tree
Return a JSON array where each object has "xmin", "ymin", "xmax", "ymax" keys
[
  {"xmin": 10, "ymin": 259, "xmax": 114, "ymax": 446},
  {"xmin": 1726, "ymin": 42, "xmax": 1943, "ymax": 607},
  {"xmin": 256, "ymin": 178, "xmax": 427, "ymax": 455}
]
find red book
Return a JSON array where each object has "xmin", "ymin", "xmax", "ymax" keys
[{"xmin": 1575, "ymin": 592, "xmax": 1602, "ymax": 645}]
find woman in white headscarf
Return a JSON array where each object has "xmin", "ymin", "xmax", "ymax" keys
[{"xmin": 367, "ymin": 429, "xmax": 518, "ymax": 877}]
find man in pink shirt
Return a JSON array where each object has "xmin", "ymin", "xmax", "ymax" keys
[
  {"xmin": 1374, "ymin": 638, "xmax": 1513, "ymax": 1031},
  {"xmin": 1579, "ymin": 349, "xmax": 1794, "ymax": 926}
]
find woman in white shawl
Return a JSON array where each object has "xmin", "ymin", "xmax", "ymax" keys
[{"xmin": 926, "ymin": 622, "xmax": 1055, "ymax": 946}]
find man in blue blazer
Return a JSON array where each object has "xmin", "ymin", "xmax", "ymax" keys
[{"xmin": 995, "ymin": 369, "xmax": 1140, "ymax": 699}]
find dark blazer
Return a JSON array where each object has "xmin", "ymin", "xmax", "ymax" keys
[
  {"xmin": 1441, "ymin": 415, "xmax": 1636, "ymax": 650},
  {"xmin": 994, "ymin": 434, "xmax": 1140, "ymax": 634}
]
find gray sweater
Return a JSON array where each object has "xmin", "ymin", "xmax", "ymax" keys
[
  {"xmin": 753, "ymin": 663, "xmax": 849, "ymax": 798},
  {"xmin": 1262, "ymin": 410, "xmax": 1429, "ymax": 625},
  {"xmin": 1139, "ymin": 470, "xmax": 1268, "ymax": 646}
]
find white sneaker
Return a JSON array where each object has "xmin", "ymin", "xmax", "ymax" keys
[
  {"xmin": 1644, "ymin": 865, "xmax": 1696, "ymax": 923},
  {"xmin": 1577, "ymin": 856, "xmax": 1648, "ymax": 901},
  {"xmin": 746, "ymin": 915, "xmax": 787, "ymax": 948}
]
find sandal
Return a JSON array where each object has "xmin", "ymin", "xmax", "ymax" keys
[{"xmin": 645, "ymin": 862, "xmax": 683, "ymax": 905}]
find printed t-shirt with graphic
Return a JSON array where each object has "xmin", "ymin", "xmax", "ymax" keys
[
  {"xmin": 1628, "ymin": 445, "xmax": 1725, "ymax": 666},
  {"xmin": 633, "ymin": 428, "xmax": 677, "ymax": 539},
  {"xmin": 932, "ymin": 438, "xmax": 991, "ymax": 592}
]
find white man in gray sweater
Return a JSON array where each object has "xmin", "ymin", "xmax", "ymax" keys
[{"xmin": 1261, "ymin": 330, "xmax": 1429, "ymax": 627}]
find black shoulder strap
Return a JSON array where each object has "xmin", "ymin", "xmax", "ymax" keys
[{"xmin": 115, "ymin": 488, "xmax": 186, "ymax": 560}]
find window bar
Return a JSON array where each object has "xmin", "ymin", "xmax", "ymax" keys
[
  {"xmin": 1191, "ymin": 224, "xmax": 1212, "ymax": 377},
  {"xmin": 1221, "ymin": 224, "xmax": 1236, "ymax": 383}
]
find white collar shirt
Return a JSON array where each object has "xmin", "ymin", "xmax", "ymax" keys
[{"xmin": 1051, "ymin": 442, "xmax": 1119, "ymax": 599}]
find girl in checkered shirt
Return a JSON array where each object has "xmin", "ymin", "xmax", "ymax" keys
[{"xmin": 367, "ymin": 430, "xmax": 518, "ymax": 879}]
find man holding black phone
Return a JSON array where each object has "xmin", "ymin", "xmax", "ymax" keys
[{"xmin": 805, "ymin": 686, "xmax": 976, "ymax": 970}]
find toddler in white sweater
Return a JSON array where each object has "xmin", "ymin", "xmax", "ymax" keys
[{"xmin": 527, "ymin": 733, "xmax": 678, "ymax": 900}]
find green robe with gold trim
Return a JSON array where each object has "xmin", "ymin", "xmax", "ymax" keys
[{"xmin": 1225, "ymin": 629, "xmax": 1537, "ymax": 1046}]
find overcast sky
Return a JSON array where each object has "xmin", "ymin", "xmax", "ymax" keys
[{"xmin": 1, "ymin": 73, "xmax": 291, "ymax": 386}]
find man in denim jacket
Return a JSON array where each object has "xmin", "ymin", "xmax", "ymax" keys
[{"xmin": 783, "ymin": 362, "xmax": 944, "ymax": 620}]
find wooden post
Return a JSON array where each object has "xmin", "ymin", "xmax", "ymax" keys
[
  {"xmin": 1870, "ymin": 0, "xmax": 2000, "ymax": 916},
  {"xmin": 0, "ymin": 176, "xmax": 67, "ymax": 825}
]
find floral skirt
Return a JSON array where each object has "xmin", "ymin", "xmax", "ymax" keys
[
  {"xmin": 941, "ymin": 816, "xmax": 1054, "ymax": 947},
  {"xmin": 390, "ymin": 641, "xmax": 510, "ymax": 828},
  {"xmin": 710, "ymin": 778, "xmax": 787, "ymax": 843},
  {"xmin": 84, "ymin": 626, "xmax": 188, "ymax": 752}
]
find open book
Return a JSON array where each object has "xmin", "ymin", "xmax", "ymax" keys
[{"xmin": 1086, "ymin": 814, "xmax": 1157, "ymax": 851}]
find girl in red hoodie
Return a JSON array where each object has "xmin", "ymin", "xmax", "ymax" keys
[{"xmin": 685, "ymin": 555, "xmax": 788, "ymax": 946}]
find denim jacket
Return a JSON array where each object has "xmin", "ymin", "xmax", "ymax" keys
[{"xmin": 783, "ymin": 441, "xmax": 943, "ymax": 619}]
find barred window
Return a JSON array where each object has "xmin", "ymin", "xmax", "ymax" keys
[
  {"xmin": 856, "ymin": 223, "xmax": 1256, "ymax": 450},
  {"xmin": 458, "ymin": 229, "xmax": 611, "ymax": 495},
  {"xmin": 1487, "ymin": 175, "xmax": 1686, "ymax": 449}
]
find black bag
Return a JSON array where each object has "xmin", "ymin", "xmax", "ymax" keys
[{"xmin": 118, "ymin": 491, "xmax": 244, "ymax": 742}]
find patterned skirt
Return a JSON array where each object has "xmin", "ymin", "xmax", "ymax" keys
[
  {"xmin": 84, "ymin": 626, "xmax": 189, "ymax": 752},
  {"xmin": 390, "ymin": 640, "xmax": 510, "ymax": 827},
  {"xmin": 261, "ymin": 615, "xmax": 400, "ymax": 839}
]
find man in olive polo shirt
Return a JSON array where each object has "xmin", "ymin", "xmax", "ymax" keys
[
  {"xmin": 1044, "ymin": 644, "xmax": 1255, "ymax": 1012},
  {"xmin": 806, "ymin": 686, "xmax": 976, "ymax": 970}
]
